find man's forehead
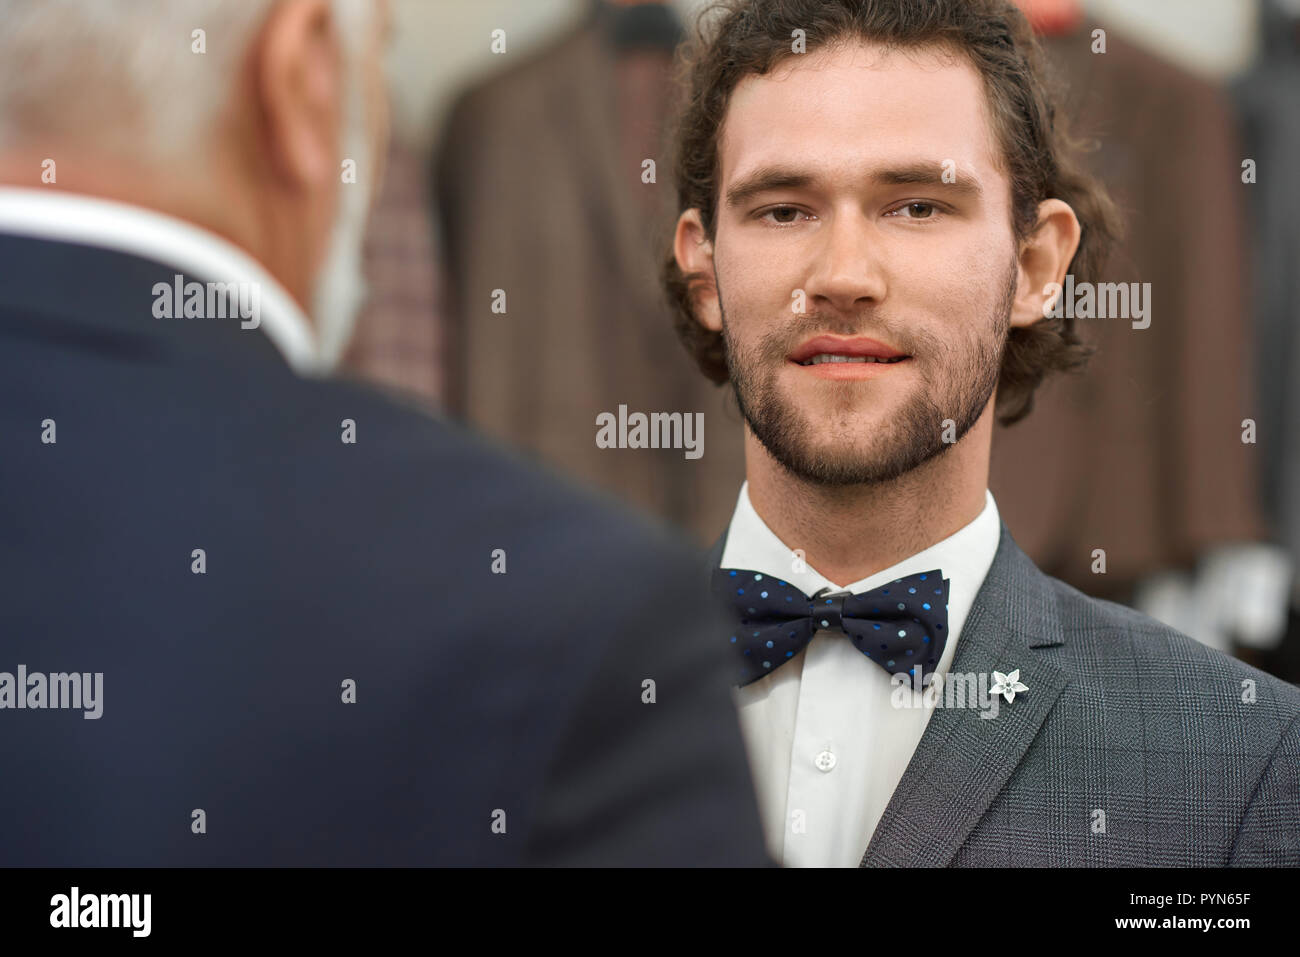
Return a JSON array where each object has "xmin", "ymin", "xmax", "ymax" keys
[{"xmin": 718, "ymin": 39, "xmax": 1001, "ymax": 192}]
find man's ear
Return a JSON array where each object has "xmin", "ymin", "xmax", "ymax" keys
[
  {"xmin": 1010, "ymin": 198, "xmax": 1081, "ymax": 329},
  {"xmin": 673, "ymin": 208, "xmax": 722, "ymax": 333},
  {"xmin": 254, "ymin": 0, "xmax": 343, "ymax": 190}
]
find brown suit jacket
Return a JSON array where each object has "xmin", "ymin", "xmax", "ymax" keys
[
  {"xmin": 434, "ymin": 2, "xmax": 745, "ymax": 543},
  {"xmin": 989, "ymin": 23, "xmax": 1266, "ymax": 597}
]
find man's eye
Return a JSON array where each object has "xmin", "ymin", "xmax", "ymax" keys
[
  {"xmin": 759, "ymin": 206, "xmax": 807, "ymax": 225},
  {"xmin": 890, "ymin": 202, "xmax": 939, "ymax": 220}
]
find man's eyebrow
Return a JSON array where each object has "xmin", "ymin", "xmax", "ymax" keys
[
  {"xmin": 871, "ymin": 162, "xmax": 984, "ymax": 197},
  {"xmin": 723, "ymin": 167, "xmax": 816, "ymax": 209},
  {"xmin": 722, "ymin": 161, "xmax": 984, "ymax": 209}
]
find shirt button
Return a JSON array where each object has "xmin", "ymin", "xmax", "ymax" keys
[{"xmin": 814, "ymin": 750, "xmax": 837, "ymax": 772}]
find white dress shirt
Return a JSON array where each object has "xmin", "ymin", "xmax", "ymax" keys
[
  {"xmin": 0, "ymin": 186, "xmax": 319, "ymax": 373},
  {"xmin": 720, "ymin": 482, "xmax": 1002, "ymax": 867}
]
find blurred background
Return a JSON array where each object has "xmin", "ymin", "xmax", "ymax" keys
[{"xmin": 342, "ymin": 0, "xmax": 1300, "ymax": 683}]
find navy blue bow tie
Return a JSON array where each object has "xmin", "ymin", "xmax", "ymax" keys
[{"xmin": 712, "ymin": 566, "xmax": 950, "ymax": 687}]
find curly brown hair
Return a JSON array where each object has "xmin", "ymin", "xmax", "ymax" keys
[{"xmin": 660, "ymin": 0, "xmax": 1122, "ymax": 426}]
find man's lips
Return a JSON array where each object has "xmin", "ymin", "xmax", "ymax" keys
[
  {"xmin": 788, "ymin": 335, "xmax": 907, "ymax": 364},
  {"xmin": 787, "ymin": 335, "xmax": 909, "ymax": 366},
  {"xmin": 784, "ymin": 335, "xmax": 910, "ymax": 380}
]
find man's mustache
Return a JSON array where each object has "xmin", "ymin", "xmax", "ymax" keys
[{"xmin": 752, "ymin": 313, "xmax": 917, "ymax": 359}]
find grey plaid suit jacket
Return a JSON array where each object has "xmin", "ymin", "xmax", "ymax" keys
[{"xmin": 706, "ymin": 518, "xmax": 1300, "ymax": 866}]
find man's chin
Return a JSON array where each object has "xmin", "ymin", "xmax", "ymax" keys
[
  {"xmin": 745, "ymin": 403, "xmax": 948, "ymax": 486},
  {"xmin": 766, "ymin": 448, "xmax": 902, "ymax": 486},
  {"xmin": 772, "ymin": 385, "xmax": 911, "ymax": 435}
]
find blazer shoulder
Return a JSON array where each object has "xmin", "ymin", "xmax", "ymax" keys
[
  {"xmin": 1042, "ymin": 570, "xmax": 1300, "ymax": 715},
  {"xmin": 282, "ymin": 372, "xmax": 703, "ymax": 571}
]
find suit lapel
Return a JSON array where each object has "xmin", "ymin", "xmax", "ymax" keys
[{"xmin": 860, "ymin": 520, "xmax": 1072, "ymax": 866}]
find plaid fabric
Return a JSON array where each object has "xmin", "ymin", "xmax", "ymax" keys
[
  {"xmin": 341, "ymin": 138, "xmax": 444, "ymax": 407},
  {"xmin": 869, "ymin": 522, "xmax": 1300, "ymax": 866}
]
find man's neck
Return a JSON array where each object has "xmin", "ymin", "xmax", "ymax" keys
[{"xmin": 743, "ymin": 406, "xmax": 994, "ymax": 587}]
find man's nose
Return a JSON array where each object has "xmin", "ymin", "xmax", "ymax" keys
[{"xmin": 802, "ymin": 209, "xmax": 887, "ymax": 314}]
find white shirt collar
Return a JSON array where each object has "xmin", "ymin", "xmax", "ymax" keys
[
  {"xmin": 720, "ymin": 481, "xmax": 1002, "ymax": 660},
  {"xmin": 0, "ymin": 186, "xmax": 320, "ymax": 374}
]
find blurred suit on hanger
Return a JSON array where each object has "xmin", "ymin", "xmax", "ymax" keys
[{"xmin": 435, "ymin": 0, "xmax": 746, "ymax": 544}]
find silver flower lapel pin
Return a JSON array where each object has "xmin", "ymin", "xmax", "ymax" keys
[{"xmin": 991, "ymin": 669, "xmax": 1028, "ymax": 703}]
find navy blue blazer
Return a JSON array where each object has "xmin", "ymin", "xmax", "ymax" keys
[{"xmin": 0, "ymin": 232, "xmax": 768, "ymax": 866}]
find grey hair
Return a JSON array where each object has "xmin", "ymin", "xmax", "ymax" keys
[{"xmin": 0, "ymin": 0, "xmax": 371, "ymax": 160}]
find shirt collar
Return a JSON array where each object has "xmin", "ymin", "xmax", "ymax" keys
[{"xmin": 0, "ymin": 186, "xmax": 320, "ymax": 374}]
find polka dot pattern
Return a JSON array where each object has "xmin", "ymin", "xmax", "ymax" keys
[{"xmin": 712, "ymin": 567, "xmax": 950, "ymax": 688}]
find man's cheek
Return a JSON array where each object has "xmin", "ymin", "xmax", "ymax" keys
[{"xmin": 723, "ymin": 245, "xmax": 793, "ymax": 306}]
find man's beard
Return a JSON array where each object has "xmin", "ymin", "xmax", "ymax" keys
[
  {"xmin": 720, "ymin": 258, "xmax": 1016, "ymax": 487},
  {"xmin": 310, "ymin": 47, "xmax": 373, "ymax": 370}
]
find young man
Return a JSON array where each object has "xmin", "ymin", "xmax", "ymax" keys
[{"xmin": 666, "ymin": 0, "xmax": 1300, "ymax": 867}]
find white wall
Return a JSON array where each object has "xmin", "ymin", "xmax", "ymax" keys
[{"xmin": 1089, "ymin": 0, "xmax": 1258, "ymax": 78}]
